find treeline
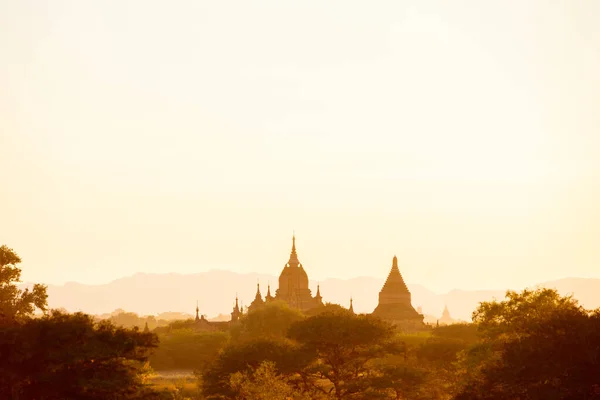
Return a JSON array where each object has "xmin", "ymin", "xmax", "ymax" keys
[
  {"xmin": 148, "ymin": 291, "xmax": 600, "ymax": 399},
  {"xmin": 96, "ymin": 310, "xmax": 187, "ymax": 331},
  {"xmin": 0, "ymin": 245, "xmax": 168, "ymax": 399},
  {"xmin": 3, "ymin": 243, "xmax": 600, "ymax": 399},
  {"xmin": 194, "ymin": 303, "xmax": 474, "ymax": 399}
]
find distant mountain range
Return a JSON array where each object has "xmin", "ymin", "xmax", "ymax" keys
[{"xmin": 21, "ymin": 272, "xmax": 600, "ymax": 322}]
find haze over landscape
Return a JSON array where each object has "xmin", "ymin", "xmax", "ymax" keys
[
  {"xmin": 25, "ymin": 271, "xmax": 600, "ymax": 323},
  {"xmin": 4, "ymin": 2, "xmax": 600, "ymax": 399},
  {"xmin": 3, "ymin": 1, "xmax": 600, "ymax": 302}
]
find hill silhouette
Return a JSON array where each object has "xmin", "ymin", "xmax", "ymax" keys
[{"xmin": 21, "ymin": 272, "xmax": 600, "ymax": 321}]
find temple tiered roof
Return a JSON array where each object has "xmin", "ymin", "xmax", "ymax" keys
[
  {"xmin": 372, "ymin": 255, "xmax": 424, "ymax": 330},
  {"xmin": 380, "ymin": 255, "xmax": 409, "ymax": 294}
]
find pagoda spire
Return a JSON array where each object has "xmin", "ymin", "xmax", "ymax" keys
[
  {"xmin": 254, "ymin": 282, "xmax": 262, "ymax": 300},
  {"xmin": 314, "ymin": 283, "xmax": 323, "ymax": 306},
  {"xmin": 288, "ymin": 233, "xmax": 300, "ymax": 267},
  {"xmin": 265, "ymin": 282, "xmax": 274, "ymax": 302},
  {"xmin": 249, "ymin": 281, "xmax": 265, "ymax": 312},
  {"xmin": 231, "ymin": 294, "xmax": 241, "ymax": 322},
  {"xmin": 195, "ymin": 300, "xmax": 200, "ymax": 322},
  {"xmin": 349, "ymin": 297, "xmax": 354, "ymax": 314}
]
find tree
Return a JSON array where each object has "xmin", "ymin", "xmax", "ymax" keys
[
  {"xmin": 370, "ymin": 362, "xmax": 428, "ymax": 400},
  {"xmin": 414, "ymin": 335, "xmax": 469, "ymax": 400},
  {"xmin": 417, "ymin": 324, "xmax": 479, "ymax": 381},
  {"xmin": 454, "ymin": 288, "xmax": 600, "ymax": 400},
  {"xmin": 287, "ymin": 310, "xmax": 398, "ymax": 399},
  {"xmin": 202, "ymin": 338, "xmax": 314, "ymax": 399},
  {"xmin": 303, "ymin": 302, "xmax": 349, "ymax": 317},
  {"xmin": 230, "ymin": 301, "xmax": 304, "ymax": 342},
  {"xmin": 472, "ymin": 287, "xmax": 582, "ymax": 341},
  {"xmin": 109, "ymin": 311, "xmax": 145, "ymax": 329},
  {"xmin": 229, "ymin": 361, "xmax": 316, "ymax": 400},
  {"xmin": 0, "ymin": 310, "xmax": 160, "ymax": 399},
  {"xmin": 0, "ymin": 245, "xmax": 47, "ymax": 320},
  {"xmin": 430, "ymin": 323, "xmax": 479, "ymax": 345},
  {"xmin": 150, "ymin": 329, "xmax": 228, "ymax": 371}
]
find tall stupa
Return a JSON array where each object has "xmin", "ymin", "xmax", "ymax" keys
[{"xmin": 372, "ymin": 256, "xmax": 424, "ymax": 329}]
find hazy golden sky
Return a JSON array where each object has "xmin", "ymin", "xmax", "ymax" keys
[{"xmin": 2, "ymin": 1, "xmax": 599, "ymax": 293}]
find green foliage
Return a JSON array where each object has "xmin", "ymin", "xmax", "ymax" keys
[
  {"xmin": 288, "ymin": 310, "xmax": 394, "ymax": 350},
  {"xmin": 472, "ymin": 287, "xmax": 582, "ymax": 341},
  {"xmin": 417, "ymin": 337, "xmax": 468, "ymax": 367},
  {"xmin": 455, "ymin": 288, "xmax": 600, "ymax": 400},
  {"xmin": 431, "ymin": 323, "xmax": 479, "ymax": 344},
  {"xmin": 414, "ymin": 336, "xmax": 470, "ymax": 399},
  {"xmin": 154, "ymin": 319, "xmax": 198, "ymax": 334},
  {"xmin": 370, "ymin": 362, "xmax": 428, "ymax": 400},
  {"xmin": 99, "ymin": 310, "xmax": 177, "ymax": 331},
  {"xmin": 0, "ymin": 310, "xmax": 159, "ymax": 399},
  {"xmin": 229, "ymin": 361, "xmax": 316, "ymax": 400},
  {"xmin": 150, "ymin": 329, "xmax": 229, "ymax": 371},
  {"xmin": 303, "ymin": 302, "xmax": 349, "ymax": 317},
  {"xmin": 230, "ymin": 301, "xmax": 304, "ymax": 342},
  {"xmin": 147, "ymin": 373, "xmax": 201, "ymax": 400},
  {"xmin": 0, "ymin": 245, "xmax": 47, "ymax": 321},
  {"xmin": 202, "ymin": 338, "xmax": 313, "ymax": 399},
  {"xmin": 416, "ymin": 324, "xmax": 478, "ymax": 369},
  {"xmin": 109, "ymin": 311, "xmax": 147, "ymax": 329},
  {"xmin": 287, "ymin": 311, "xmax": 398, "ymax": 399},
  {"xmin": 395, "ymin": 331, "xmax": 431, "ymax": 348}
]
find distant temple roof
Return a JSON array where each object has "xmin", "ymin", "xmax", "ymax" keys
[
  {"xmin": 372, "ymin": 255, "xmax": 423, "ymax": 328},
  {"xmin": 380, "ymin": 255, "xmax": 410, "ymax": 294}
]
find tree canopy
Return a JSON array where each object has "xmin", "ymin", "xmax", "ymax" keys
[
  {"xmin": 229, "ymin": 361, "xmax": 316, "ymax": 400},
  {"xmin": 0, "ymin": 245, "xmax": 47, "ymax": 321},
  {"xmin": 150, "ymin": 329, "xmax": 228, "ymax": 371},
  {"xmin": 230, "ymin": 300, "xmax": 304, "ymax": 342},
  {"xmin": 455, "ymin": 288, "xmax": 600, "ymax": 400},
  {"xmin": 0, "ymin": 310, "xmax": 160, "ymax": 399},
  {"xmin": 287, "ymin": 310, "xmax": 399, "ymax": 399},
  {"xmin": 202, "ymin": 338, "xmax": 312, "ymax": 399}
]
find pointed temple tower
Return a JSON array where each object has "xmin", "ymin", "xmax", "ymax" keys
[
  {"xmin": 372, "ymin": 256, "xmax": 424, "ymax": 330},
  {"xmin": 248, "ymin": 283, "xmax": 265, "ymax": 312},
  {"xmin": 274, "ymin": 235, "xmax": 323, "ymax": 312},
  {"xmin": 265, "ymin": 283, "xmax": 274, "ymax": 302},
  {"xmin": 349, "ymin": 297, "xmax": 354, "ymax": 314},
  {"xmin": 315, "ymin": 284, "xmax": 323, "ymax": 307},
  {"xmin": 231, "ymin": 295, "xmax": 241, "ymax": 322},
  {"xmin": 439, "ymin": 305, "xmax": 454, "ymax": 325}
]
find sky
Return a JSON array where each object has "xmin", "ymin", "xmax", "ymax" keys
[{"xmin": 1, "ymin": 0, "xmax": 599, "ymax": 293}]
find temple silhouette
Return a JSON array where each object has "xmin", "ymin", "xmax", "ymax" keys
[
  {"xmin": 372, "ymin": 255, "xmax": 424, "ymax": 329},
  {"xmin": 195, "ymin": 235, "xmax": 426, "ymax": 331}
]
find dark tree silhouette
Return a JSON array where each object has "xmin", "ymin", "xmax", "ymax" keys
[
  {"xmin": 287, "ymin": 310, "xmax": 399, "ymax": 399},
  {"xmin": 0, "ymin": 245, "xmax": 47, "ymax": 321},
  {"xmin": 0, "ymin": 311, "xmax": 159, "ymax": 399},
  {"xmin": 455, "ymin": 288, "xmax": 600, "ymax": 400}
]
